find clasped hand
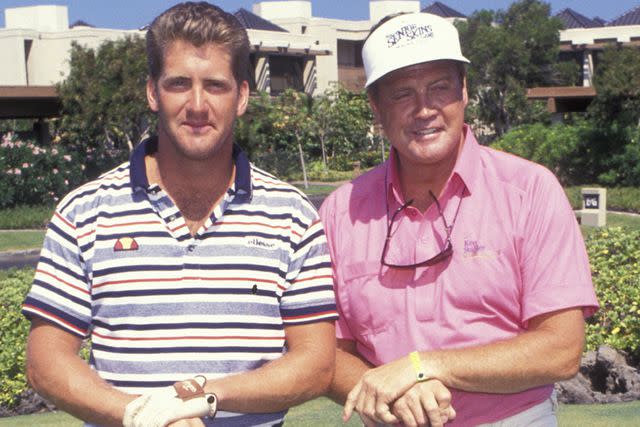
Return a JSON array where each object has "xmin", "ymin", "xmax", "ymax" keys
[
  {"xmin": 344, "ymin": 359, "xmax": 455, "ymax": 427},
  {"xmin": 123, "ymin": 377, "xmax": 214, "ymax": 427}
]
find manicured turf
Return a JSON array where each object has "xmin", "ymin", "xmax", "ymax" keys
[
  {"xmin": 0, "ymin": 230, "xmax": 45, "ymax": 252},
  {"xmin": 1, "ymin": 399, "xmax": 640, "ymax": 426}
]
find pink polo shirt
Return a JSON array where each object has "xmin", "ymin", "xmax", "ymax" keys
[{"xmin": 319, "ymin": 126, "xmax": 598, "ymax": 426}]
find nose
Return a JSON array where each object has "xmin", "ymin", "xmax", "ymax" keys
[
  {"xmin": 187, "ymin": 84, "xmax": 208, "ymax": 115},
  {"xmin": 413, "ymin": 90, "xmax": 438, "ymax": 119}
]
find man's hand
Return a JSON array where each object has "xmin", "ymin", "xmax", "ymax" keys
[
  {"xmin": 391, "ymin": 380, "xmax": 456, "ymax": 427},
  {"xmin": 123, "ymin": 378, "xmax": 215, "ymax": 427},
  {"xmin": 343, "ymin": 355, "xmax": 415, "ymax": 424}
]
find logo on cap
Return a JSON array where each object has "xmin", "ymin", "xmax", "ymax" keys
[{"xmin": 386, "ymin": 24, "xmax": 433, "ymax": 48}]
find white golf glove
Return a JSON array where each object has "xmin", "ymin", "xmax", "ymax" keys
[{"xmin": 123, "ymin": 376, "xmax": 217, "ymax": 427}]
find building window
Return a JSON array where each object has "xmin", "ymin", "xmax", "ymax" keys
[
  {"xmin": 337, "ymin": 39, "xmax": 364, "ymax": 67},
  {"xmin": 269, "ymin": 56, "xmax": 304, "ymax": 94}
]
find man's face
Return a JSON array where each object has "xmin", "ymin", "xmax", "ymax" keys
[
  {"xmin": 369, "ymin": 60, "xmax": 468, "ymax": 169},
  {"xmin": 146, "ymin": 39, "xmax": 248, "ymax": 162}
]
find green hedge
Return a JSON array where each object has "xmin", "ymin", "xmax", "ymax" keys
[
  {"xmin": 0, "ymin": 269, "xmax": 34, "ymax": 408},
  {"xmin": 585, "ymin": 227, "xmax": 640, "ymax": 355}
]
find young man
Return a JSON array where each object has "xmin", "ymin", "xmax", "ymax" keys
[
  {"xmin": 319, "ymin": 12, "xmax": 599, "ymax": 427},
  {"xmin": 23, "ymin": 3, "xmax": 337, "ymax": 427}
]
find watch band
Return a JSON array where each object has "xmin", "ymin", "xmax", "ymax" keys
[{"xmin": 409, "ymin": 351, "xmax": 428, "ymax": 382}]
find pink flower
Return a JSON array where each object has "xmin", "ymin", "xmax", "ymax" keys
[
  {"xmin": 64, "ymin": 155, "xmax": 72, "ymax": 161},
  {"xmin": 13, "ymin": 168, "xmax": 21, "ymax": 175},
  {"xmin": 53, "ymin": 168, "xmax": 59, "ymax": 174},
  {"xmin": 22, "ymin": 162, "xmax": 30, "ymax": 168},
  {"xmin": 52, "ymin": 148, "xmax": 59, "ymax": 155}
]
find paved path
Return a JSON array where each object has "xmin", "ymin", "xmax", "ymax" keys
[{"xmin": 0, "ymin": 249, "xmax": 39, "ymax": 270}]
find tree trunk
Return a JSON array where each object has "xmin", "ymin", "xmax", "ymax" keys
[
  {"xmin": 320, "ymin": 133, "xmax": 328, "ymax": 170},
  {"xmin": 297, "ymin": 138, "xmax": 308, "ymax": 189}
]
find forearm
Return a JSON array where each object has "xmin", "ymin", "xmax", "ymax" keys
[
  {"xmin": 206, "ymin": 321, "xmax": 335, "ymax": 413},
  {"xmin": 423, "ymin": 309, "xmax": 585, "ymax": 393},
  {"xmin": 27, "ymin": 320, "xmax": 134, "ymax": 427},
  {"xmin": 328, "ymin": 343, "xmax": 373, "ymax": 404}
]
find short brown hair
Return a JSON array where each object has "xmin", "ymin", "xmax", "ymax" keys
[{"xmin": 146, "ymin": 2, "xmax": 250, "ymax": 84}]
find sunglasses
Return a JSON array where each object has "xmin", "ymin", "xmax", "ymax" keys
[{"xmin": 381, "ymin": 190, "xmax": 462, "ymax": 269}]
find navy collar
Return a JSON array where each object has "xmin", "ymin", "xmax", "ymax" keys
[{"xmin": 129, "ymin": 136, "xmax": 252, "ymax": 201}]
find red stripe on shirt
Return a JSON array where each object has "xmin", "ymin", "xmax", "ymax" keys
[
  {"xmin": 218, "ymin": 221, "xmax": 290, "ymax": 231},
  {"xmin": 291, "ymin": 274, "xmax": 333, "ymax": 284},
  {"xmin": 98, "ymin": 221, "xmax": 161, "ymax": 229},
  {"xmin": 36, "ymin": 269, "xmax": 90, "ymax": 295},
  {"xmin": 54, "ymin": 212, "xmax": 75, "ymax": 229},
  {"xmin": 22, "ymin": 304, "xmax": 87, "ymax": 335},
  {"xmin": 283, "ymin": 310, "xmax": 338, "ymax": 321},
  {"xmin": 93, "ymin": 276, "xmax": 281, "ymax": 289},
  {"xmin": 91, "ymin": 331, "xmax": 284, "ymax": 341}
]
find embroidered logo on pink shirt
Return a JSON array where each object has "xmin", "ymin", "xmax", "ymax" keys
[{"xmin": 463, "ymin": 238, "xmax": 497, "ymax": 259}]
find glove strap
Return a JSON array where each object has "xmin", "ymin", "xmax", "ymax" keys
[
  {"xmin": 173, "ymin": 377, "xmax": 218, "ymax": 419},
  {"xmin": 173, "ymin": 378, "xmax": 206, "ymax": 400}
]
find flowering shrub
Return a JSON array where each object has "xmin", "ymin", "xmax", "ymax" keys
[{"xmin": 0, "ymin": 132, "xmax": 84, "ymax": 208}]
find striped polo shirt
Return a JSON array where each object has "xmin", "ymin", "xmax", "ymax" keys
[{"xmin": 23, "ymin": 137, "xmax": 338, "ymax": 427}]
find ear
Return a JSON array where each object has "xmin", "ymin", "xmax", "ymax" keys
[
  {"xmin": 461, "ymin": 75, "xmax": 468, "ymax": 107},
  {"xmin": 367, "ymin": 91, "xmax": 382, "ymax": 124},
  {"xmin": 236, "ymin": 80, "xmax": 250, "ymax": 117},
  {"xmin": 146, "ymin": 77, "xmax": 160, "ymax": 113}
]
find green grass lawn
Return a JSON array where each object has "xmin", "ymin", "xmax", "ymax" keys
[
  {"xmin": 294, "ymin": 182, "xmax": 342, "ymax": 196},
  {"xmin": 1, "ymin": 399, "xmax": 639, "ymax": 426},
  {"xmin": 0, "ymin": 230, "xmax": 46, "ymax": 252}
]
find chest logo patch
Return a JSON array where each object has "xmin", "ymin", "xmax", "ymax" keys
[
  {"xmin": 246, "ymin": 237, "xmax": 276, "ymax": 249},
  {"xmin": 463, "ymin": 238, "xmax": 497, "ymax": 260},
  {"xmin": 114, "ymin": 237, "xmax": 139, "ymax": 252}
]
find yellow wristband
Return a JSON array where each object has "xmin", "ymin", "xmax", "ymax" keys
[{"xmin": 409, "ymin": 351, "xmax": 428, "ymax": 382}]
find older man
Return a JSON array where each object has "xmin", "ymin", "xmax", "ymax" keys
[
  {"xmin": 320, "ymin": 12, "xmax": 598, "ymax": 427},
  {"xmin": 23, "ymin": 3, "xmax": 337, "ymax": 426}
]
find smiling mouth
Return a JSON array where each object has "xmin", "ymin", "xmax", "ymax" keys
[
  {"xmin": 183, "ymin": 122, "xmax": 213, "ymax": 133},
  {"xmin": 415, "ymin": 128, "xmax": 439, "ymax": 136}
]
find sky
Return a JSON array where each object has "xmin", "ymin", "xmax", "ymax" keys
[{"xmin": 1, "ymin": 0, "xmax": 639, "ymax": 29}]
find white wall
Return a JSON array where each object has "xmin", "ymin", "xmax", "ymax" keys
[
  {"xmin": 561, "ymin": 25, "xmax": 640, "ymax": 44},
  {"xmin": 369, "ymin": 0, "xmax": 420, "ymax": 24},
  {"xmin": 0, "ymin": 31, "xmax": 29, "ymax": 85},
  {"xmin": 5, "ymin": 5, "xmax": 68, "ymax": 32},
  {"xmin": 252, "ymin": 1, "xmax": 312, "ymax": 20}
]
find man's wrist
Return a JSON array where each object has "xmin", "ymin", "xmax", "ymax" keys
[
  {"xmin": 409, "ymin": 351, "xmax": 428, "ymax": 383},
  {"xmin": 174, "ymin": 377, "xmax": 217, "ymax": 419}
]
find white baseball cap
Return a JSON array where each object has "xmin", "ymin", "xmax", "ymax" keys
[{"xmin": 363, "ymin": 12, "xmax": 470, "ymax": 88}]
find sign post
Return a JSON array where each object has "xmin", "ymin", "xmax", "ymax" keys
[{"xmin": 581, "ymin": 188, "xmax": 606, "ymax": 227}]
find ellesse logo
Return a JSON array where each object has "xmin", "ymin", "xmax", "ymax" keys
[{"xmin": 114, "ymin": 237, "xmax": 139, "ymax": 252}]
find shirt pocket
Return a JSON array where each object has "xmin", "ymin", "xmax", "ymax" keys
[{"xmin": 341, "ymin": 261, "xmax": 403, "ymax": 339}]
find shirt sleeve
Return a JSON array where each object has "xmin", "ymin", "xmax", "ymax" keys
[
  {"xmin": 518, "ymin": 168, "xmax": 599, "ymax": 325},
  {"xmin": 22, "ymin": 209, "xmax": 92, "ymax": 338},
  {"xmin": 280, "ymin": 200, "xmax": 338, "ymax": 326}
]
